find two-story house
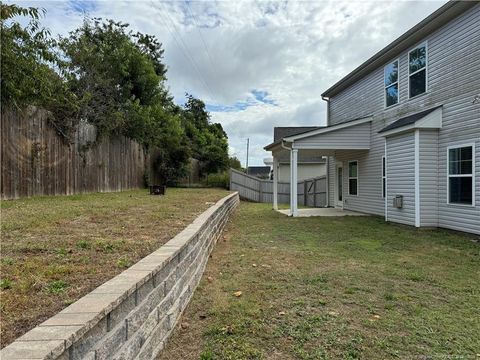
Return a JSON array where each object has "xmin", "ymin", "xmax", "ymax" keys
[{"xmin": 265, "ymin": 1, "xmax": 480, "ymax": 235}]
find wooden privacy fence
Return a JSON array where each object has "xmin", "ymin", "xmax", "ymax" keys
[
  {"xmin": 1, "ymin": 108, "xmax": 148, "ymax": 200},
  {"xmin": 229, "ymin": 168, "xmax": 327, "ymax": 207}
]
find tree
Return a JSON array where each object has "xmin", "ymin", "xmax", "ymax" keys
[
  {"xmin": 58, "ymin": 18, "xmax": 192, "ymax": 183},
  {"xmin": 1, "ymin": 4, "xmax": 78, "ymax": 138},
  {"xmin": 59, "ymin": 18, "xmax": 170, "ymax": 141},
  {"xmin": 229, "ymin": 156, "xmax": 243, "ymax": 170},
  {"xmin": 181, "ymin": 94, "xmax": 229, "ymax": 175}
]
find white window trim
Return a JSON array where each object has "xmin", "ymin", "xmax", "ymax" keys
[
  {"xmin": 348, "ymin": 160, "xmax": 359, "ymax": 196},
  {"xmin": 384, "ymin": 59, "xmax": 400, "ymax": 109},
  {"xmin": 408, "ymin": 41, "xmax": 428, "ymax": 99},
  {"xmin": 447, "ymin": 142, "xmax": 476, "ymax": 207},
  {"xmin": 382, "ymin": 155, "xmax": 386, "ymax": 198}
]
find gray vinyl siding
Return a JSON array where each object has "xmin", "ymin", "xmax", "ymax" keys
[
  {"xmin": 294, "ymin": 122, "xmax": 371, "ymax": 150},
  {"xmin": 386, "ymin": 133, "xmax": 416, "ymax": 226},
  {"xmin": 419, "ymin": 130, "xmax": 439, "ymax": 227},
  {"xmin": 324, "ymin": 4, "xmax": 480, "ymax": 234},
  {"xmin": 329, "ymin": 5, "xmax": 480, "ymax": 126}
]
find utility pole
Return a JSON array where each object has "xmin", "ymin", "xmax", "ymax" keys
[{"xmin": 246, "ymin": 138, "xmax": 249, "ymax": 174}]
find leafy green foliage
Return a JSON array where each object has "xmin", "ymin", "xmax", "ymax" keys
[
  {"xmin": 1, "ymin": 4, "xmax": 78, "ymax": 138},
  {"xmin": 229, "ymin": 156, "xmax": 243, "ymax": 171},
  {"xmin": 183, "ymin": 94, "xmax": 229, "ymax": 176}
]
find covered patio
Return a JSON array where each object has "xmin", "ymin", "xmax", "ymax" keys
[
  {"xmin": 264, "ymin": 116, "xmax": 372, "ymax": 217},
  {"xmin": 276, "ymin": 207, "xmax": 368, "ymax": 217}
]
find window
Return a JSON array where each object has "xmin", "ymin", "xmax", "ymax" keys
[
  {"xmin": 448, "ymin": 145, "xmax": 474, "ymax": 205},
  {"xmin": 409, "ymin": 43, "xmax": 427, "ymax": 98},
  {"xmin": 384, "ymin": 60, "xmax": 399, "ymax": 107},
  {"xmin": 348, "ymin": 161, "xmax": 358, "ymax": 196},
  {"xmin": 382, "ymin": 156, "xmax": 386, "ymax": 198}
]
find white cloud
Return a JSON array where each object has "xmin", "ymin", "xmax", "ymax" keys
[{"xmin": 15, "ymin": 0, "xmax": 446, "ymax": 166}]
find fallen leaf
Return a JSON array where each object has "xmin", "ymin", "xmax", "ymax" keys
[
  {"xmin": 207, "ymin": 276, "xmax": 213, "ymax": 283},
  {"xmin": 252, "ymin": 264, "xmax": 257, "ymax": 267},
  {"xmin": 181, "ymin": 322, "xmax": 189, "ymax": 329},
  {"xmin": 278, "ymin": 311, "xmax": 286, "ymax": 316},
  {"xmin": 233, "ymin": 291, "xmax": 242, "ymax": 297}
]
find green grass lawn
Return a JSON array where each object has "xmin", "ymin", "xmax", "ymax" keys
[
  {"xmin": 0, "ymin": 188, "xmax": 229, "ymax": 348},
  {"xmin": 159, "ymin": 202, "xmax": 480, "ymax": 360}
]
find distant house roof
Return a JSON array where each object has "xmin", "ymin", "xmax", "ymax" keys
[
  {"xmin": 379, "ymin": 107, "xmax": 440, "ymax": 133},
  {"xmin": 247, "ymin": 166, "xmax": 271, "ymax": 177},
  {"xmin": 321, "ymin": 1, "xmax": 477, "ymax": 98}
]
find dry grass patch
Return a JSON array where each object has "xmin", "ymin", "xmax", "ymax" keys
[
  {"xmin": 0, "ymin": 188, "xmax": 229, "ymax": 347},
  {"xmin": 159, "ymin": 202, "xmax": 480, "ymax": 360}
]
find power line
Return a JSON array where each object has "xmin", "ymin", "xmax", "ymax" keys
[
  {"xmin": 185, "ymin": 2, "xmax": 228, "ymax": 100},
  {"xmin": 153, "ymin": 1, "xmax": 217, "ymax": 103}
]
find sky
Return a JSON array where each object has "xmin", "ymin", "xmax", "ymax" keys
[{"xmin": 15, "ymin": 0, "xmax": 446, "ymax": 166}]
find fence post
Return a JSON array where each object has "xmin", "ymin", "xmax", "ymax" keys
[
  {"xmin": 313, "ymin": 179, "xmax": 317, "ymax": 207},
  {"xmin": 304, "ymin": 181, "xmax": 307, "ymax": 207}
]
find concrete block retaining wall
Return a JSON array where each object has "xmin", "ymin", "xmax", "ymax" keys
[{"xmin": 1, "ymin": 192, "xmax": 240, "ymax": 360}]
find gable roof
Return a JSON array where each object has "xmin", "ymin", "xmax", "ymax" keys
[
  {"xmin": 321, "ymin": 1, "xmax": 478, "ymax": 98},
  {"xmin": 247, "ymin": 166, "xmax": 271, "ymax": 177}
]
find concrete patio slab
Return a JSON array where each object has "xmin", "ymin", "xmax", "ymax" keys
[{"xmin": 277, "ymin": 208, "xmax": 369, "ymax": 217}]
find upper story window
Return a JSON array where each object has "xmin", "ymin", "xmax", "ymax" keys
[
  {"xmin": 409, "ymin": 43, "xmax": 427, "ymax": 98},
  {"xmin": 384, "ymin": 60, "xmax": 399, "ymax": 107}
]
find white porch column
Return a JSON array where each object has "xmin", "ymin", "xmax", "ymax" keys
[
  {"xmin": 290, "ymin": 149, "xmax": 298, "ymax": 217},
  {"xmin": 272, "ymin": 157, "xmax": 279, "ymax": 210}
]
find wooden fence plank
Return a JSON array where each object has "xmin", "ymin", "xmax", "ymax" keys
[{"xmin": 1, "ymin": 109, "xmax": 147, "ymax": 200}]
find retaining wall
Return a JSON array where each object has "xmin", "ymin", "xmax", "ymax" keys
[{"xmin": 1, "ymin": 192, "xmax": 240, "ymax": 360}]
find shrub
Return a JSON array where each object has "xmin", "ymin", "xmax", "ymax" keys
[{"xmin": 203, "ymin": 172, "xmax": 229, "ymax": 189}]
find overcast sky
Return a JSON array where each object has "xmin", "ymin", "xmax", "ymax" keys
[{"xmin": 16, "ymin": 0, "xmax": 446, "ymax": 166}]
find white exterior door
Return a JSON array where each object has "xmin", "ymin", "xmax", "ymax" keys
[{"xmin": 335, "ymin": 162, "xmax": 344, "ymax": 208}]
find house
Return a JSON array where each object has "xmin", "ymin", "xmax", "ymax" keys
[
  {"xmin": 265, "ymin": 1, "xmax": 480, "ymax": 235},
  {"xmin": 247, "ymin": 166, "xmax": 271, "ymax": 179},
  {"xmin": 264, "ymin": 127, "xmax": 327, "ymax": 182}
]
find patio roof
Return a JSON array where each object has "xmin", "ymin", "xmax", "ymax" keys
[{"xmin": 264, "ymin": 116, "xmax": 372, "ymax": 152}]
